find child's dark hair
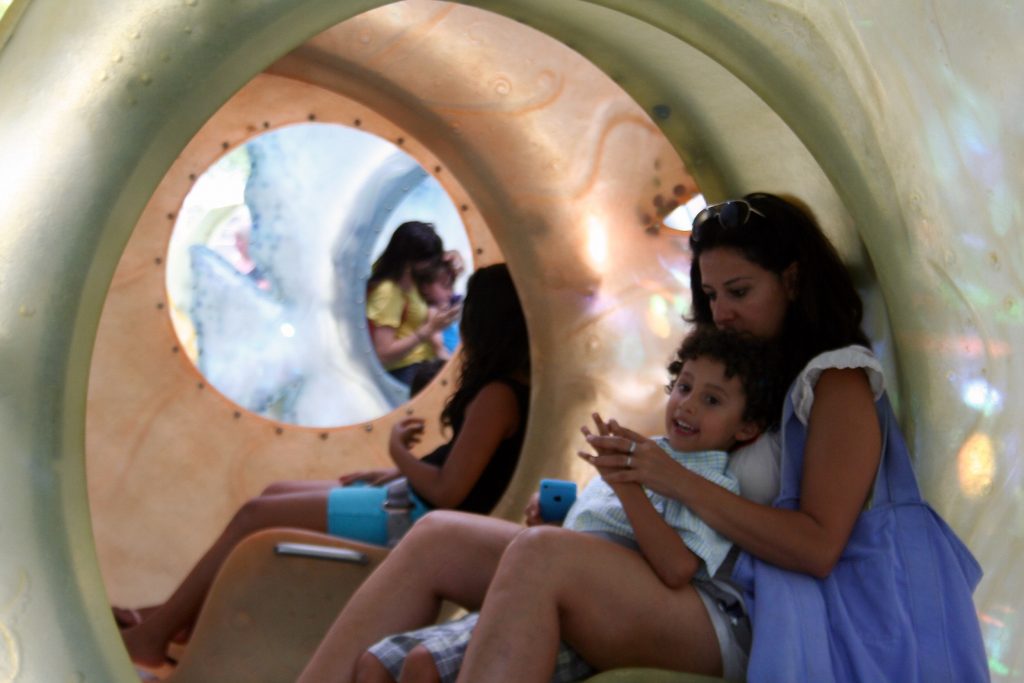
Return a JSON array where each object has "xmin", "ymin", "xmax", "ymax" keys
[
  {"xmin": 667, "ymin": 325, "xmax": 785, "ymax": 431},
  {"xmin": 368, "ymin": 221, "xmax": 443, "ymax": 289},
  {"xmin": 411, "ymin": 255, "xmax": 455, "ymax": 290},
  {"xmin": 687, "ymin": 193, "xmax": 869, "ymax": 388},
  {"xmin": 441, "ymin": 263, "xmax": 530, "ymax": 430}
]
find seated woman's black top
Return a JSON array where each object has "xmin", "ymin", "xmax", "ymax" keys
[{"xmin": 411, "ymin": 378, "xmax": 530, "ymax": 515}]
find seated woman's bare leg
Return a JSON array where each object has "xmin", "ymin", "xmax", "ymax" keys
[
  {"xmin": 114, "ymin": 480, "xmax": 336, "ymax": 654},
  {"xmin": 120, "ymin": 490, "xmax": 331, "ymax": 666},
  {"xmin": 113, "ymin": 482, "xmax": 335, "ymax": 623},
  {"xmin": 259, "ymin": 479, "xmax": 337, "ymax": 496},
  {"xmin": 456, "ymin": 526, "xmax": 722, "ymax": 683},
  {"xmin": 297, "ymin": 510, "xmax": 524, "ymax": 683}
]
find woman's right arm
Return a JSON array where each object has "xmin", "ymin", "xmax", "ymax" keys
[
  {"xmin": 371, "ymin": 324, "xmax": 426, "ymax": 366},
  {"xmin": 600, "ymin": 367, "xmax": 881, "ymax": 578},
  {"xmin": 371, "ymin": 307, "xmax": 459, "ymax": 366}
]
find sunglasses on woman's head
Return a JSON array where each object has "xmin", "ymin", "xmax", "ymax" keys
[{"xmin": 691, "ymin": 199, "xmax": 767, "ymax": 240}]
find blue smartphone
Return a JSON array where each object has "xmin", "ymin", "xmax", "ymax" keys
[{"xmin": 538, "ymin": 479, "xmax": 577, "ymax": 523}]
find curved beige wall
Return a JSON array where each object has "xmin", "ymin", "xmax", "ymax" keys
[
  {"xmin": 0, "ymin": 0, "xmax": 1020, "ymax": 680},
  {"xmin": 87, "ymin": 4, "xmax": 697, "ymax": 605}
]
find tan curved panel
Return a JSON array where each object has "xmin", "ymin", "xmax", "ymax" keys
[
  {"xmin": 86, "ymin": 69, "xmax": 501, "ymax": 604},
  {"xmin": 87, "ymin": 2, "xmax": 697, "ymax": 605}
]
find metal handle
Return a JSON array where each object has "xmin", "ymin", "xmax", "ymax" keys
[{"xmin": 274, "ymin": 542, "xmax": 369, "ymax": 564}]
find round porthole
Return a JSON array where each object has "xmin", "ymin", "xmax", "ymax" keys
[{"xmin": 165, "ymin": 122, "xmax": 472, "ymax": 427}]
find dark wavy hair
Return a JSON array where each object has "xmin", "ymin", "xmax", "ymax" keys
[
  {"xmin": 688, "ymin": 192, "xmax": 869, "ymax": 388},
  {"xmin": 368, "ymin": 221, "xmax": 443, "ymax": 289},
  {"xmin": 667, "ymin": 326, "xmax": 786, "ymax": 431},
  {"xmin": 441, "ymin": 263, "xmax": 530, "ymax": 431}
]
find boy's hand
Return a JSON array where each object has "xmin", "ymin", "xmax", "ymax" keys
[
  {"xmin": 523, "ymin": 491, "xmax": 567, "ymax": 527},
  {"xmin": 390, "ymin": 417, "xmax": 425, "ymax": 455},
  {"xmin": 523, "ymin": 492, "xmax": 545, "ymax": 526},
  {"xmin": 578, "ymin": 412, "xmax": 637, "ymax": 484}
]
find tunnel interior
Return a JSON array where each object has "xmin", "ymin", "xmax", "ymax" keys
[{"xmin": 0, "ymin": 0, "xmax": 1020, "ymax": 680}]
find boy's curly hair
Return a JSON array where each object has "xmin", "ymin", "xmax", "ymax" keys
[{"xmin": 667, "ymin": 325, "xmax": 786, "ymax": 431}]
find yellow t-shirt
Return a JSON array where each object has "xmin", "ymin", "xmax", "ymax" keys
[{"xmin": 366, "ymin": 280, "xmax": 435, "ymax": 369}]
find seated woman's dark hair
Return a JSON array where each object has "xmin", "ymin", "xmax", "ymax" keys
[
  {"xmin": 409, "ymin": 358, "xmax": 447, "ymax": 397},
  {"xmin": 368, "ymin": 221, "xmax": 443, "ymax": 288},
  {"xmin": 668, "ymin": 325, "xmax": 786, "ymax": 432},
  {"xmin": 441, "ymin": 263, "xmax": 530, "ymax": 430},
  {"xmin": 688, "ymin": 192, "xmax": 869, "ymax": 385}
]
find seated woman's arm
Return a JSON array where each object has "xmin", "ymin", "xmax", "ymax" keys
[
  {"xmin": 389, "ymin": 382, "xmax": 520, "ymax": 509},
  {"xmin": 601, "ymin": 368, "xmax": 881, "ymax": 578},
  {"xmin": 371, "ymin": 323, "xmax": 427, "ymax": 367}
]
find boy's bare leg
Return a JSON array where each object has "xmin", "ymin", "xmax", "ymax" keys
[
  {"xmin": 399, "ymin": 646, "xmax": 442, "ymax": 683},
  {"xmin": 353, "ymin": 651, "xmax": 397, "ymax": 683},
  {"xmin": 349, "ymin": 645, "xmax": 440, "ymax": 683},
  {"xmin": 298, "ymin": 511, "xmax": 524, "ymax": 683}
]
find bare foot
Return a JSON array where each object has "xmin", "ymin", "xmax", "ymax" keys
[{"xmin": 120, "ymin": 622, "xmax": 173, "ymax": 669}]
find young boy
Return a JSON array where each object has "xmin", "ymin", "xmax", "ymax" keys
[
  {"xmin": 565, "ymin": 325, "xmax": 781, "ymax": 584},
  {"xmin": 358, "ymin": 326, "xmax": 784, "ymax": 683},
  {"xmin": 411, "ymin": 256, "xmax": 461, "ymax": 360}
]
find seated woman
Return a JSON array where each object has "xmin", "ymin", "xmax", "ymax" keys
[
  {"xmin": 367, "ymin": 221, "xmax": 462, "ymax": 386},
  {"xmin": 296, "ymin": 193, "xmax": 987, "ymax": 683},
  {"xmin": 117, "ymin": 263, "xmax": 530, "ymax": 668}
]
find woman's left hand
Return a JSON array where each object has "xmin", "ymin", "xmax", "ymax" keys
[
  {"xmin": 390, "ymin": 417, "xmax": 425, "ymax": 455},
  {"xmin": 579, "ymin": 416, "xmax": 682, "ymax": 498}
]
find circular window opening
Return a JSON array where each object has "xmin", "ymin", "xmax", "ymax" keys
[{"xmin": 165, "ymin": 122, "xmax": 472, "ymax": 428}]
